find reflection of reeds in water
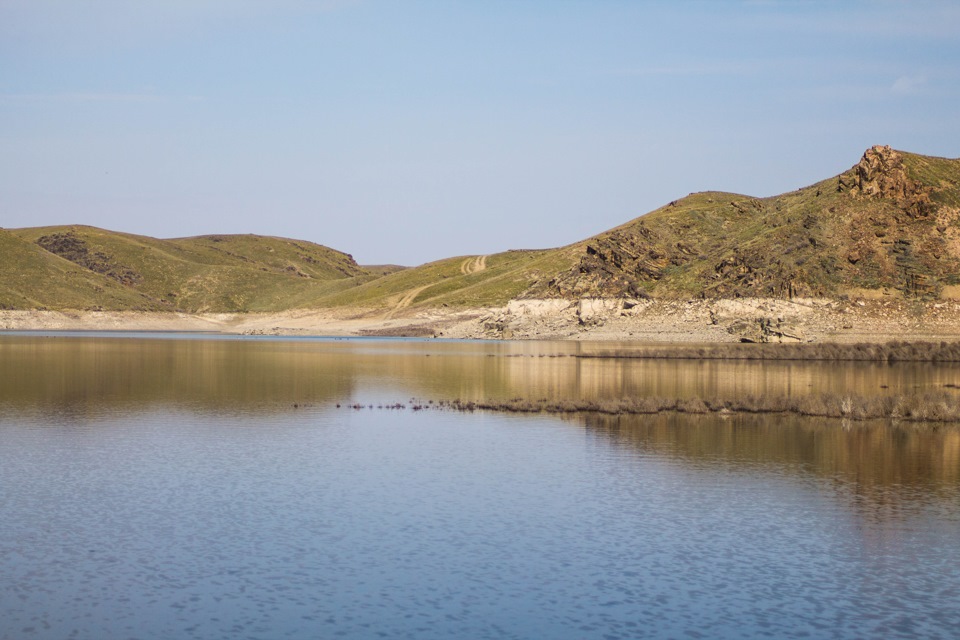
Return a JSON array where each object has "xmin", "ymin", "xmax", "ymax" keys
[
  {"xmin": 586, "ymin": 412, "xmax": 960, "ymax": 489},
  {"xmin": 440, "ymin": 391, "xmax": 960, "ymax": 423},
  {"xmin": 3, "ymin": 337, "xmax": 958, "ymax": 421},
  {"xmin": 502, "ymin": 356, "xmax": 940, "ymax": 402},
  {"xmin": 578, "ymin": 341, "xmax": 960, "ymax": 362}
]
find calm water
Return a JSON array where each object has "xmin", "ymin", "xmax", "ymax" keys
[{"xmin": 1, "ymin": 334, "xmax": 959, "ymax": 639}]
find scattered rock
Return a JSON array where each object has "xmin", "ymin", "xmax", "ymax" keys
[
  {"xmin": 577, "ymin": 298, "xmax": 622, "ymax": 325},
  {"xmin": 729, "ymin": 316, "xmax": 805, "ymax": 343}
]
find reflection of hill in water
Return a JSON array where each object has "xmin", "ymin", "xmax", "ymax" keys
[
  {"xmin": 494, "ymin": 356, "xmax": 959, "ymax": 401},
  {"xmin": 0, "ymin": 338, "xmax": 359, "ymax": 416},
  {"xmin": 585, "ymin": 413, "xmax": 960, "ymax": 490},
  {"xmin": 1, "ymin": 336, "xmax": 958, "ymax": 494},
  {"xmin": 2, "ymin": 336, "xmax": 959, "ymax": 414}
]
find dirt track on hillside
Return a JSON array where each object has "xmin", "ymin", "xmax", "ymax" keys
[
  {"xmin": 383, "ymin": 285, "xmax": 432, "ymax": 320},
  {"xmin": 460, "ymin": 255, "xmax": 487, "ymax": 275}
]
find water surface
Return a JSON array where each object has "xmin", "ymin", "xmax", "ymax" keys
[{"xmin": 1, "ymin": 335, "xmax": 958, "ymax": 639}]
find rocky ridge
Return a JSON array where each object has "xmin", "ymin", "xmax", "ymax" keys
[
  {"xmin": 842, "ymin": 144, "xmax": 933, "ymax": 217},
  {"xmin": 524, "ymin": 146, "xmax": 960, "ymax": 304}
]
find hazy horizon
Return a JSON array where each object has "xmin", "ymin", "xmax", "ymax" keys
[{"xmin": 3, "ymin": 1, "xmax": 959, "ymax": 266}]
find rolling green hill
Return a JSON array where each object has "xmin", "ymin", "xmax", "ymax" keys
[
  {"xmin": 0, "ymin": 228, "xmax": 161, "ymax": 310},
  {"xmin": 3, "ymin": 146, "xmax": 958, "ymax": 313},
  {"xmin": 3, "ymin": 226, "xmax": 372, "ymax": 312}
]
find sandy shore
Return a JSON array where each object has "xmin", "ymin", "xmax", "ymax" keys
[{"xmin": 3, "ymin": 297, "xmax": 960, "ymax": 343}]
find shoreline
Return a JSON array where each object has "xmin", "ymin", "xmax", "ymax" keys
[{"xmin": 4, "ymin": 296, "xmax": 960, "ymax": 343}]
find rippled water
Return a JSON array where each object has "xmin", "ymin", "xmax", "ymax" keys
[{"xmin": 1, "ymin": 334, "xmax": 959, "ymax": 639}]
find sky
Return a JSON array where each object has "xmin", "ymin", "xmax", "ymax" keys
[{"xmin": 2, "ymin": 1, "xmax": 959, "ymax": 266}]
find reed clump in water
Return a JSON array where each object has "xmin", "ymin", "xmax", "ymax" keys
[
  {"xmin": 438, "ymin": 391, "xmax": 960, "ymax": 423},
  {"xmin": 576, "ymin": 341, "xmax": 960, "ymax": 362}
]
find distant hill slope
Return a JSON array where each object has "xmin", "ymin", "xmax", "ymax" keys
[
  {"xmin": 169, "ymin": 234, "xmax": 365, "ymax": 280},
  {"xmin": 3, "ymin": 226, "xmax": 371, "ymax": 312},
  {"xmin": 312, "ymin": 249, "xmax": 578, "ymax": 311},
  {"xmin": 3, "ymin": 146, "xmax": 958, "ymax": 313}
]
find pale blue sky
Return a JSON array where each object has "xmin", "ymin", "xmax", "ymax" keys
[{"xmin": 2, "ymin": 1, "xmax": 959, "ymax": 265}]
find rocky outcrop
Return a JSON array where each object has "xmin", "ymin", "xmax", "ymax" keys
[
  {"xmin": 577, "ymin": 298, "xmax": 622, "ymax": 325},
  {"xmin": 840, "ymin": 145, "xmax": 933, "ymax": 217},
  {"xmin": 569, "ymin": 228, "xmax": 664, "ymax": 298},
  {"xmin": 727, "ymin": 316, "xmax": 805, "ymax": 343},
  {"xmin": 484, "ymin": 299, "xmax": 574, "ymax": 338},
  {"xmin": 36, "ymin": 231, "xmax": 142, "ymax": 286},
  {"xmin": 541, "ymin": 223, "xmax": 685, "ymax": 299}
]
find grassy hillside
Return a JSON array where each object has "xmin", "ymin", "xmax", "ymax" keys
[
  {"xmin": 169, "ymin": 234, "xmax": 366, "ymax": 280},
  {"xmin": 0, "ymin": 228, "xmax": 162, "ymax": 310},
  {"xmin": 312, "ymin": 249, "xmax": 579, "ymax": 311},
  {"xmin": 4, "ymin": 226, "xmax": 371, "ymax": 312},
  {"xmin": 524, "ymin": 146, "xmax": 960, "ymax": 300}
]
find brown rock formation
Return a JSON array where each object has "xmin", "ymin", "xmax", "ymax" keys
[
  {"xmin": 36, "ymin": 231, "xmax": 143, "ymax": 287},
  {"xmin": 848, "ymin": 145, "xmax": 933, "ymax": 217}
]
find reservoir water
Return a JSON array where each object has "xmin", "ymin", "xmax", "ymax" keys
[{"xmin": 1, "ymin": 334, "xmax": 958, "ymax": 639}]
